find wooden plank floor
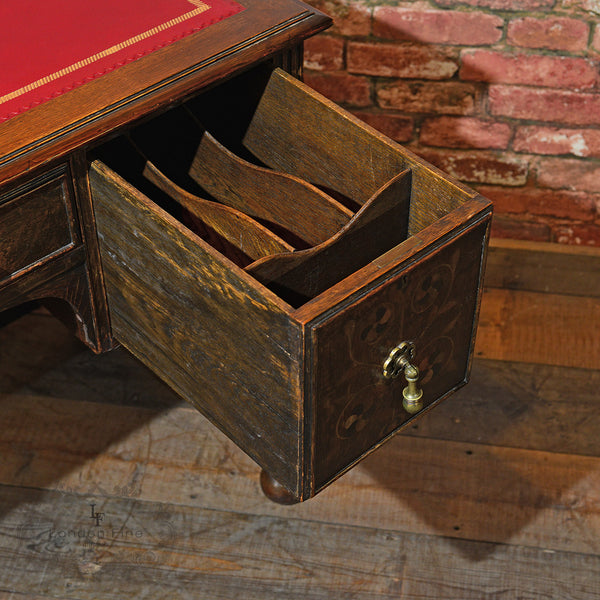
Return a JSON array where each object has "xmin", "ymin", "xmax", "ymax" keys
[{"xmin": 0, "ymin": 242, "xmax": 599, "ymax": 598}]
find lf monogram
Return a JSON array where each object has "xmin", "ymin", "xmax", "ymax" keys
[{"xmin": 90, "ymin": 504, "xmax": 105, "ymax": 526}]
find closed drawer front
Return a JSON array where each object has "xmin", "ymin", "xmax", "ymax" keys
[
  {"xmin": 0, "ymin": 165, "xmax": 77, "ymax": 284},
  {"xmin": 90, "ymin": 65, "xmax": 491, "ymax": 500}
]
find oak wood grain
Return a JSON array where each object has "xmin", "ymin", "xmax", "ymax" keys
[
  {"xmin": 292, "ymin": 201, "xmax": 492, "ymax": 325},
  {"xmin": 190, "ymin": 130, "xmax": 352, "ymax": 247},
  {"xmin": 70, "ymin": 151, "xmax": 115, "ymax": 352},
  {"xmin": 243, "ymin": 68, "xmax": 480, "ymax": 236},
  {"xmin": 0, "ymin": 165, "xmax": 75, "ymax": 284},
  {"xmin": 144, "ymin": 159, "xmax": 294, "ymax": 262},
  {"xmin": 309, "ymin": 220, "xmax": 489, "ymax": 491},
  {"xmin": 246, "ymin": 169, "xmax": 411, "ymax": 305},
  {"xmin": 90, "ymin": 160, "xmax": 304, "ymax": 496},
  {"xmin": 88, "ymin": 59, "xmax": 492, "ymax": 500}
]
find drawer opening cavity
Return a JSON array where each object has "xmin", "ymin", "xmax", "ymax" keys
[{"xmin": 92, "ymin": 66, "xmax": 482, "ymax": 308}]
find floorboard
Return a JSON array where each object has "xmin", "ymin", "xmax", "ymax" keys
[
  {"xmin": 0, "ymin": 486, "xmax": 599, "ymax": 600},
  {"xmin": 475, "ymin": 287, "xmax": 600, "ymax": 369},
  {"xmin": 0, "ymin": 244, "xmax": 599, "ymax": 598}
]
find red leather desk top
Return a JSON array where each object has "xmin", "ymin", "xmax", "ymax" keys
[{"xmin": 0, "ymin": 0, "xmax": 242, "ymax": 123}]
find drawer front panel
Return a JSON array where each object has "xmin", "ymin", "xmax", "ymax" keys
[
  {"xmin": 310, "ymin": 220, "xmax": 489, "ymax": 490},
  {"xmin": 0, "ymin": 167, "xmax": 76, "ymax": 284}
]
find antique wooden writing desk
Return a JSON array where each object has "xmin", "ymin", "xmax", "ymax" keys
[{"xmin": 0, "ymin": 0, "xmax": 492, "ymax": 503}]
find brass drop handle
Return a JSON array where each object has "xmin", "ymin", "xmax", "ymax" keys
[{"xmin": 382, "ymin": 341, "xmax": 424, "ymax": 414}]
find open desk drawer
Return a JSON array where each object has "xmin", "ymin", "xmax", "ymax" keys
[{"xmin": 89, "ymin": 66, "xmax": 492, "ymax": 501}]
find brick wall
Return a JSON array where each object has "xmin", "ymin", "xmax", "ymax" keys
[{"xmin": 303, "ymin": 0, "xmax": 600, "ymax": 245}]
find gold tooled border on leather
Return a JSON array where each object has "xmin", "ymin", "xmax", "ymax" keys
[{"xmin": 0, "ymin": 0, "xmax": 210, "ymax": 106}]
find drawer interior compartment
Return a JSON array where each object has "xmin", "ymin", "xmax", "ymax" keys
[
  {"xmin": 90, "ymin": 65, "xmax": 492, "ymax": 500},
  {"xmin": 0, "ymin": 165, "xmax": 77, "ymax": 285},
  {"xmin": 93, "ymin": 67, "xmax": 416, "ymax": 308}
]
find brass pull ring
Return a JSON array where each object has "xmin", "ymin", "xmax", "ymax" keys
[{"xmin": 383, "ymin": 341, "xmax": 424, "ymax": 414}]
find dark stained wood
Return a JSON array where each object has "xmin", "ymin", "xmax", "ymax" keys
[
  {"xmin": 143, "ymin": 160, "xmax": 294, "ymax": 262},
  {"xmin": 292, "ymin": 199, "xmax": 492, "ymax": 323},
  {"xmin": 259, "ymin": 469, "xmax": 300, "ymax": 505},
  {"xmin": 485, "ymin": 238, "xmax": 600, "ymax": 298},
  {"xmin": 190, "ymin": 130, "xmax": 352, "ymax": 247},
  {"xmin": 0, "ymin": 252, "xmax": 101, "ymax": 352},
  {"xmin": 309, "ymin": 220, "xmax": 490, "ymax": 492},
  {"xmin": 90, "ymin": 160, "xmax": 305, "ymax": 497},
  {"xmin": 0, "ymin": 158, "xmax": 111, "ymax": 353},
  {"xmin": 69, "ymin": 151, "xmax": 116, "ymax": 352},
  {"xmin": 246, "ymin": 169, "xmax": 411, "ymax": 306},
  {"xmin": 243, "ymin": 68, "xmax": 480, "ymax": 235},
  {"xmin": 0, "ymin": 165, "xmax": 76, "ymax": 284},
  {"xmin": 0, "ymin": 157, "xmax": 112, "ymax": 353}
]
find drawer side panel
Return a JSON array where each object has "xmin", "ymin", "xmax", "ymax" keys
[{"xmin": 90, "ymin": 162, "xmax": 303, "ymax": 495}]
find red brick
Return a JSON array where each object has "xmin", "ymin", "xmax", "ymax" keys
[
  {"xmin": 460, "ymin": 51, "xmax": 597, "ymax": 90},
  {"xmin": 553, "ymin": 223, "xmax": 600, "ymax": 246},
  {"xmin": 490, "ymin": 215, "xmax": 552, "ymax": 242},
  {"xmin": 303, "ymin": 0, "xmax": 371, "ymax": 36},
  {"xmin": 561, "ymin": 0, "xmax": 600, "ymax": 15},
  {"xmin": 377, "ymin": 81, "xmax": 477, "ymax": 115},
  {"xmin": 507, "ymin": 17, "xmax": 589, "ymax": 52},
  {"xmin": 489, "ymin": 85, "xmax": 600, "ymax": 126},
  {"xmin": 434, "ymin": 0, "xmax": 554, "ymax": 9},
  {"xmin": 303, "ymin": 72, "xmax": 371, "ymax": 107},
  {"xmin": 347, "ymin": 42, "xmax": 457, "ymax": 80},
  {"xmin": 514, "ymin": 126, "xmax": 600, "ymax": 158},
  {"xmin": 304, "ymin": 36, "xmax": 344, "ymax": 72},
  {"xmin": 416, "ymin": 149, "xmax": 529, "ymax": 185},
  {"xmin": 351, "ymin": 111, "xmax": 414, "ymax": 142},
  {"xmin": 593, "ymin": 27, "xmax": 600, "ymax": 52},
  {"xmin": 537, "ymin": 157, "xmax": 600, "ymax": 192},
  {"xmin": 478, "ymin": 185, "xmax": 597, "ymax": 220},
  {"xmin": 372, "ymin": 6, "xmax": 503, "ymax": 45},
  {"xmin": 420, "ymin": 117, "xmax": 511, "ymax": 149}
]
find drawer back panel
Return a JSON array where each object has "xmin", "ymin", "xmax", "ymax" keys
[{"xmin": 242, "ymin": 69, "xmax": 478, "ymax": 237}]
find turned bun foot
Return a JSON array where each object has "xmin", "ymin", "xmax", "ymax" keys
[{"xmin": 259, "ymin": 470, "xmax": 300, "ymax": 505}]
